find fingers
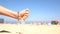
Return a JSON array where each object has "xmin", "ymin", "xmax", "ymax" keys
[
  {"xmin": 19, "ymin": 13, "xmax": 29, "ymax": 20},
  {"xmin": 19, "ymin": 9, "xmax": 30, "ymax": 20},
  {"xmin": 22, "ymin": 13, "xmax": 29, "ymax": 20}
]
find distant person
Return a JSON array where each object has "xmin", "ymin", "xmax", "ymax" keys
[{"xmin": 51, "ymin": 20, "xmax": 59, "ymax": 25}]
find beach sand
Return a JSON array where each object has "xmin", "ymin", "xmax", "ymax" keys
[{"xmin": 0, "ymin": 24, "xmax": 60, "ymax": 34}]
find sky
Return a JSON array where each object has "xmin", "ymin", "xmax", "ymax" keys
[{"xmin": 0, "ymin": 0, "xmax": 60, "ymax": 23}]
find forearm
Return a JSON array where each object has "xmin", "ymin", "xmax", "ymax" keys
[{"xmin": 0, "ymin": 6, "xmax": 18, "ymax": 19}]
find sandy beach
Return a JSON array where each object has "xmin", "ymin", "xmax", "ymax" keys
[{"xmin": 0, "ymin": 24, "xmax": 60, "ymax": 34}]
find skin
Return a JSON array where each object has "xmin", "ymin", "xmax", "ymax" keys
[{"xmin": 0, "ymin": 6, "xmax": 29, "ymax": 20}]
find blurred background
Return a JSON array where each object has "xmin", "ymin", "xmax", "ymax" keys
[{"xmin": 0, "ymin": 0, "xmax": 60, "ymax": 24}]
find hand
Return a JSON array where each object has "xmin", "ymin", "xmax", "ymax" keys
[{"xmin": 19, "ymin": 9, "xmax": 30, "ymax": 20}]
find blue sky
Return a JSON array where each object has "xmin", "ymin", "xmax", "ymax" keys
[{"xmin": 0, "ymin": 0, "xmax": 60, "ymax": 23}]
